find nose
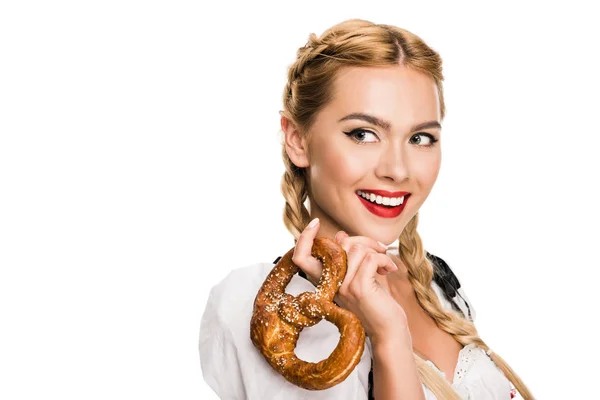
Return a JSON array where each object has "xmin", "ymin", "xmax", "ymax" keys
[{"xmin": 375, "ymin": 141, "xmax": 410, "ymax": 182}]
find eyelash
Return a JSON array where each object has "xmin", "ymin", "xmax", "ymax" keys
[{"xmin": 342, "ymin": 128, "xmax": 440, "ymax": 147}]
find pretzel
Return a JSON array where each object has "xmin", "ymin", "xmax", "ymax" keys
[{"xmin": 250, "ymin": 236, "xmax": 366, "ymax": 390}]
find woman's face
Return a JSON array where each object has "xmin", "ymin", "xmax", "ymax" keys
[{"xmin": 284, "ymin": 65, "xmax": 442, "ymax": 246}]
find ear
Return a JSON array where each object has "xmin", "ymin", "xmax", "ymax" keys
[{"xmin": 281, "ymin": 115, "xmax": 310, "ymax": 168}]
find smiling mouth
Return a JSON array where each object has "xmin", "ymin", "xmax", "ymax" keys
[
  {"xmin": 356, "ymin": 190, "xmax": 408, "ymax": 208},
  {"xmin": 355, "ymin": 191, "xmax": 410, "ymax": 218}
]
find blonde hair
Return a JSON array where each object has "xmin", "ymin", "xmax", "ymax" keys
[{"xmin": 278, "ymin": 18, "xmax": 534, "ymax": 399}]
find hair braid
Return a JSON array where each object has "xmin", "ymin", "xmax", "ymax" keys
[{"xmin": 280, "ymin": 144, "xmax": 310, "ymax": 242}]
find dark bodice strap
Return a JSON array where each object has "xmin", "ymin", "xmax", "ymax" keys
[{"xmin": 426, "ymin": 251, "xmax": 472, "ymax": 320}]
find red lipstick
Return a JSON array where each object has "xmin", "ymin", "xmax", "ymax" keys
[{"xmin": 356, "ymin": 190, "xmax": 410, "ymax": 218}]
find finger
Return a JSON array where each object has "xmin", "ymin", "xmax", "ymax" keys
[
  {"xmin": 292, "ymin": 217, "xmax": 323, "ymax": 281},
  {"xmin": 335, "ymin": 231, "xmax": 387, "ymax": 254},
  {"xmin": 340, "ymin": 244, "xmax": 373, "ymax": 289},
  {"xmin": 352, "ymin": 246, "xmax": 398, "ymax": 277},
  {"xmin": 352, "ymin": 252, "xmax": 398, "ymax": 290},
  {"xmin": 334, "ymin": 230, "xmax": 348, "ymax": 244}
]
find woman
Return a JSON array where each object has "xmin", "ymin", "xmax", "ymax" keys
[{"xmin": 200, "ymin": 18, "xmax": 533, "ymax": 399}]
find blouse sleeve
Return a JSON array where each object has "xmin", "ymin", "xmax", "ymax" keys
[
  {"xmin": 199, "ymin": 283, "xmax": 248, "ymax": 399},
  {"xmin": 199, "ymin": 262, "xmax": 373, "ymax": 400}
]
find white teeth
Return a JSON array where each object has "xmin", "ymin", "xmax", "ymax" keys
[{"xmin": 357, "ymin": 190, "xmax": 405, "ymax": 206}]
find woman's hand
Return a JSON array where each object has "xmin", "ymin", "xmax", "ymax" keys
[{"xmin": 292, "ymin": 218, "xmax": 409, "ymax": 344}]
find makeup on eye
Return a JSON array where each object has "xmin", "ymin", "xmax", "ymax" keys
[{"xmin": 342, "ymin": 128, "xmax": 439, "ymax": 147}]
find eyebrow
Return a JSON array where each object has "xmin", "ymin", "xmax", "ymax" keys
[{"xmin": 338, "ymin": 112, "xmax": 442, "ymax": 132}]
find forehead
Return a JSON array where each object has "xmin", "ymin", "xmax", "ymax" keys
[{"xmin": 324, "ymin": 65, "xmax": 440, "ymax": 128}]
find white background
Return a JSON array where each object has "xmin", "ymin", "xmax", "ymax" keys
[{"xmin": 1, "ymin": 1, "xmax": 598, "ymax": 399}]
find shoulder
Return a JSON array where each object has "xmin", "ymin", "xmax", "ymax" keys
[
  {"xmin": 212, "ymin": 261, "xmax": 273, "ymax": 289},
  {"xmin": 202, "ymin": 262, "xmax": 272, "ymax": 325}
]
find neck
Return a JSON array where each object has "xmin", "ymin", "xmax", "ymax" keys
[{"xmin": 378, "ymin": 254, "xmax": 437, "ymax": 332}]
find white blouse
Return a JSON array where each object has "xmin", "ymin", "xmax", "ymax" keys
[{"xmin": 199, "ymin": 247, "xmax": 517, "ymax": 399}]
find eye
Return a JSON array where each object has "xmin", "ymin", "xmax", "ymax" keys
[
  {"xmin": 342, "ymin": 128, "xmax": 378, "ymax": 145},
  {"xmin": 410, "ymin": 132, "xmax": 439, "ymax": 147}
]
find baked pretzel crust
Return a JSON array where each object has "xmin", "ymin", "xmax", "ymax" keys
[{"xmin": 250, "ymin": 237, "xmax": 366, "ymax": 390}]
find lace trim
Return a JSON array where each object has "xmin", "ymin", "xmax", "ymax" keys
[
  {"xmin": 422, "ymin": 343, "xmax": 479, "ymax": 386},
  {"xmin": 452, "ymin": 343, "xmax": 479, "ymax": 386}
]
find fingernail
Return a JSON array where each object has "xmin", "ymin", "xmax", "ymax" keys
[{"xmin": 308, "ymin": 217, "xmax": 319, "ymax": 228}]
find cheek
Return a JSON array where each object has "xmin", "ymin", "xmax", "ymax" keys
[
  {"xmin": 314, "ymin": 146, "xmax": 368, "ymax": 185},
  {"xmin": 416, "ymin": 155, "xmax": 441, "ymax": 187}
]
